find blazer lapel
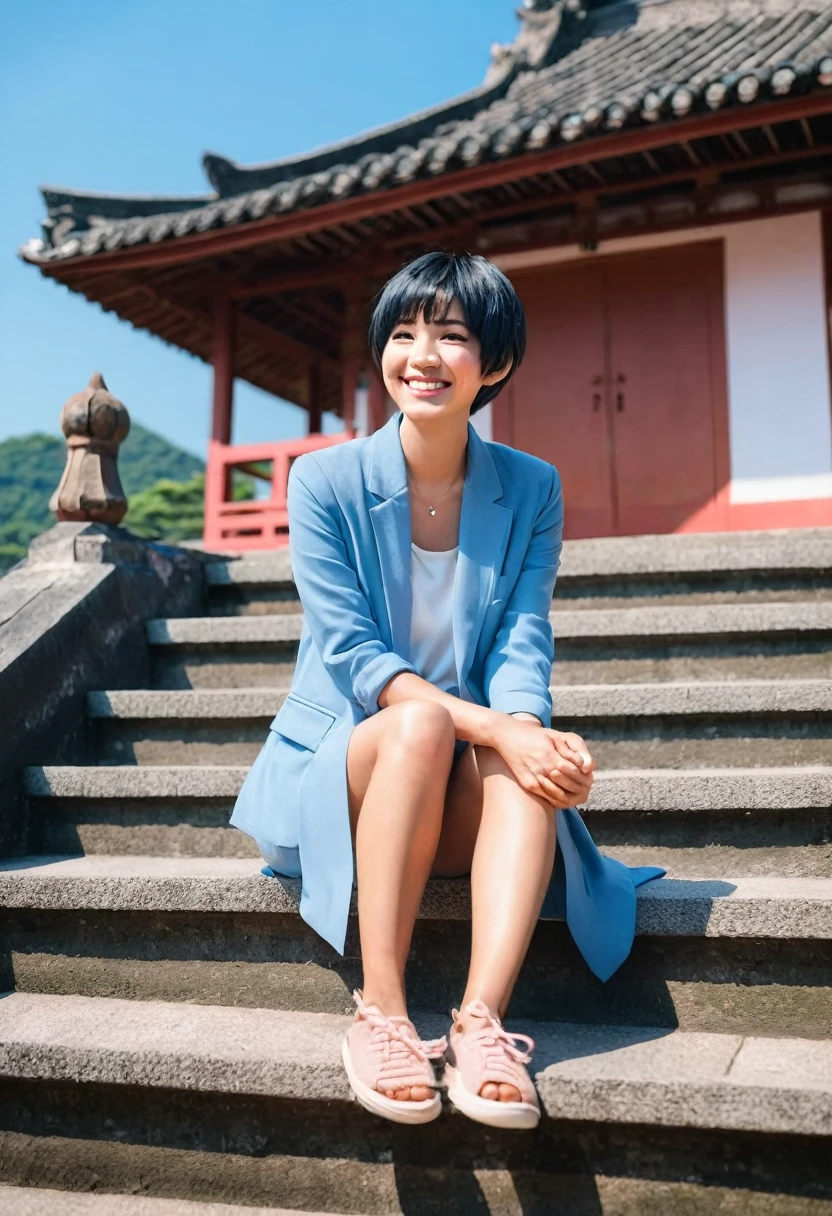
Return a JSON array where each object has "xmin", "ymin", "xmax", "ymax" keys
[
  {"xmin": 453, "ymin": 425, "xmax": 512, "ymax": 697},
  {"xmin": 368, "ymin": 415, "xmax": 412, "ymax": 658}
]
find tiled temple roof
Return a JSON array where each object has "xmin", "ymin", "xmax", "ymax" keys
[{"xmin": 23, "ymin": 0, "xmax": 832, "ymax": 264}]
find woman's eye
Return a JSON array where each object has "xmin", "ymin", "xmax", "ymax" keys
[
  {"xmin": 392, "ymin": 329, "xmax": 413, "ymax": 340},
  {"xmin": 442, "ymin": 332, "xmax": 467, "ymax": 342}
]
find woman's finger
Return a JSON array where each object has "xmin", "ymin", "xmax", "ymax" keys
[
  {"xmin": 548, "ymin": 754, "xmax": 584, "ymax": 781},
  {"xmin": 546, "ymin": 730, "xmax": 582, "ymax": 764},
  {"xmin": 558, "ymin": 732, "xmax": 595, "ymax": 771},
  {"xmin": 535, "ymin": 772, "xmax": 572, "ymax": 808},
  {"xmin": 545, "ymin": 769, "xmax": 589, "ymax": 797}
]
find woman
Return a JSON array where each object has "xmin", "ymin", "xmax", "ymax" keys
[{"xmin": 231, "ymin": 251, "xmax": 663, "ymax": 1131}]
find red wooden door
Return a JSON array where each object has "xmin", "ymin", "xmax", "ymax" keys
[
  {"xmin": 506, "ymin": 262, "xmax": 615, "ymax": 538},
  {"xmin": 499, "ymin": 243, "xmax": 727, "ymax": 537},
  {"xmin": 606, "ymin": 243, "xmax": 722, "ymax": 534}
]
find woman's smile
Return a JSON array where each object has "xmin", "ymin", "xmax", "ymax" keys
[{"xmin": 402, "ymin": 375, "xmax": 452, "ymax": 398}]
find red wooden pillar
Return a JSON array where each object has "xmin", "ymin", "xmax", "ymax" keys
[
  {"xmin": 211, "ymin": 288, "xmax": 235, "ymax": 444},
  {"xmin": 205, "ymin": 287, "xmax": 236, "ymax": 546},
  {"xmin": 341, "ymin": 280, "xmax": 369, "ymax": 434},
  {"xmin": 307, "ymin": 362, "xmax": 323, "ymax": 435},
  {"xmin": 341, "ymin": 352, "xmax": 359, "ymax": 432},
  {"xmin": 367, "ymin": 366, "xmax": 387, "ymax": 433}
]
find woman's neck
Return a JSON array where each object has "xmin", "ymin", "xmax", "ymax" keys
[{"xmin": 399, "ymin": 413, "xmax": 469, "ymax": 490}]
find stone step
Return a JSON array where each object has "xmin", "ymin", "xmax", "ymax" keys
[
  {"xmin": 204, "ymin": 530, "xmax": 832, "ymax": 586},
  {"xmin": 149, "ymin": 601, "xmax": 832, "ymax": 647},
  {"xmin": 2, "ymin": 994, "xmax": 830, "ymax": 1213},
  {"xmin": 2, "ymin": 856, "xmax": 830, "ymax": 1037},
  {"xmin": 87, "ymin": 680, "xmax": 832, "ymax": 768},
  {"xmin": 88, "ymin": 680, "xmax": 832, "ymax": 720},
  {"xmin": 23, "ymin": 765, "xmax": 832, "ymax": 873},
  {"xmin": 0, "ymin": 991, "xmax": 829, "ymax": 1139},
  {"xmin": 0, "ymin": 1186, "xmax": 327, "ymax": 1216},
  {"xmin": 3, "ymin": 856, "xmax": 827, "ymax": 933},
  {"xmin": 149, "ymin": 601, "xmax": 832, "ymax": 689}
]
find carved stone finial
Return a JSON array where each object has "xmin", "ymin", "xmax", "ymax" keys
[{"xmin": 49, "ymin": 372, "xmax": 131, "ymax": 525}]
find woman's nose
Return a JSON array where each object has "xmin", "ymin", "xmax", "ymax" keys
[{"xmin": 410, "ymin": 345, "xmax": 440, "ymax": 368}]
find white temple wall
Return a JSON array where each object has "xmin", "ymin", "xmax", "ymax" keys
[{"xmin": 496, "ymin": 210, "xmax": 832, "ymax": 504}]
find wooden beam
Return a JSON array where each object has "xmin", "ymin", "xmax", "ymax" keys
[
  {"xmin": 480, "ymin": 185, "xmax": 832, "ymax": 262},
  {"xmin": 230, "ymin": 265, "xmax": 355, "ymax": 298},
  {"xmin": 133, "ymin": 280, "xmax": 339, "ymax": 374},
  {"xmin": 211, "ymin": 288, "xmax": 235, "ymax": 444},
  {"xmin": 36, "ymin": 93, "xmax": 832, "ymax": 279},
  {"xmin": 307, "ymin": 362, "xmax": 323, "ymax": 434},
  {"xmin": 381, "ymin": 140, "xmax": 832, "ymax": 254}
]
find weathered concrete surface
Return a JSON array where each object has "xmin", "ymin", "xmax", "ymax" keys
[
  {"xmin": 608, "ymin": 843, "xmax": 832, "ymax": 879},
  {"xmin": 588, "ymin": 766, "xmax": 832, "ymax": 811},
  {"xmin": 205, "ymin": 550, "xmax": 294, "ymax": 586},
  {"xmin": 24, "ymin": 763, "xmax": 832, "ymax": 810},
  {"xmin": 24, "ymin": 766, "xmax": 249, "ymax": 799},
  {"xmin": 0, "ymin": 993, "xmax": 829, "ymax": 1137},
  {"xmin": 1, "ymin": 1181, "xmax": 823, "ymax": 1216},
  {"xmin": 86, "ymin": 680, "xmax": 832, "ymax": 721},
  {"xmin": 0, "ymin": 524, "xmax": 208, "ymax": 856},
  {"xmin": 156, "ymin": 647, "xmax": 832, "ymax": 690},
  {"xmin": 0, "ymin": 1186, "xmax": 329, "ymax": 1216},
  {"xmin": 204, "ymin": 529, "xmax": 832, "ymax": 586},
  {"xmin": 146, "ymin": 601, "xmax": 832, "ymax": 647},
  {"xmin": 0, "ymin": 855, "xmax": 830, "ymax": 937},
  {"xmin": 534, "ymin": 1021, "xmax": 832, "ymax": 1135},
  {"xmin": 7, "ymin": 930, "xmax": 829, "ymax": 1038}
]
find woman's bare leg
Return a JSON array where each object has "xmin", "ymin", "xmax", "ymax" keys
[
  {"xmin": 347, "ymin": 700, "xmax": 456, "ymax": 1100},
  {"xmin": 464, "ymin": 746, "xmax": 556, "ymax": 1015},
  {"xmin": 435, "ymin": 744, "xmax": 557, "ymax": 1104}
]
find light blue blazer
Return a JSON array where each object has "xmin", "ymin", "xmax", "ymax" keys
[{"xmin": 230, "ymin": 412, "xmax": 663, "ymax": 981}]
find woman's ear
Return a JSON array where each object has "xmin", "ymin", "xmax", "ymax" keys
[{"xmin": 481, "ymin": 363, "xmax": 512, "ymax": 387}]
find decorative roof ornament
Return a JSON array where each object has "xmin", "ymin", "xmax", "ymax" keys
[{"xmin": 485, "ymin": 0, "xmax": 588, "ymax": 86}]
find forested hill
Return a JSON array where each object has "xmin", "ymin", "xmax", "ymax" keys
[{"xmin": 0, "ymin": 423, "xmax": 204, "ymax": 572}]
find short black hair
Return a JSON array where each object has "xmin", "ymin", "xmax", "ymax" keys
[{"xmin": 368, "ymin": 251, "xmax": 526, "ymax": 415}]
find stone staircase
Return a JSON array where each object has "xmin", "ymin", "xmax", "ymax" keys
[{"xmin": 1, "ymin": 529, "xmax": 832, "ymax": 1214}]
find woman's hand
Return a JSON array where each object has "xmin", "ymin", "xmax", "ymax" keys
[{"xmin": 489, "ymin": 716, "xmax": 596, "ymax": 808}]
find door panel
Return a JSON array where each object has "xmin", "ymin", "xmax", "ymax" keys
[
  {"xmin": 509, "ymin": 263, "xmax": 614, "ymax": 538},
  {"xmin": 605, "ymin": 243, "xmax": 721, "ymax": 534}
]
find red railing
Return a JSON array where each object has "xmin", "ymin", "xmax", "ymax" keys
[{"xmin": 203, "ymin": 433, "xmax": 352, "ymax": 551}]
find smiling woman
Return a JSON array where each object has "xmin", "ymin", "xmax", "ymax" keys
[
  {"xmin": 230, "ymin": 250, "xmax": 664, "ymax": 1131},
  {"xmin": 368, "ymin": 251, "xmax": 526, "ymax": 416}
]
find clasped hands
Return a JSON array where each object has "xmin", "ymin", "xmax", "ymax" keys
[{"xmin": 494, "ymin": 716, "xmax": 596, "ymax": 809}]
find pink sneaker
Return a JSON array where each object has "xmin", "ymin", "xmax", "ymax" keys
[
  {"xmin": 341, "ymin": 990, "xmax": 447, "ymax": 1125},
  {"xmin": 444, "ymin": 1000, "xmax": 540, "ymax": 1129}
]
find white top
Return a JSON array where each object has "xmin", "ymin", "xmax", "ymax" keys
[{"xmin": 410, "ymin": 542, "xmax": 458, "ymax": 693}]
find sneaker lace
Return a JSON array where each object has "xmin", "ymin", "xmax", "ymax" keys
[
  {"xmin": 354, "ymin": 991, "xmax": 447, "ymax": 1070},
  {"xmin": 457, "ymin": 1000, "xmax": 535, "ymax": 1071}
]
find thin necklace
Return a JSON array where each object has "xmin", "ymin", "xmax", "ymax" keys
[{"xmin": 408, "ymin": 474, "xmax": 462, "ymax": 516}]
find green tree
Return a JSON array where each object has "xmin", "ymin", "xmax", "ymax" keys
[
  {"xmin": 125, "ymin": 472, "xmax": 254, "ymax": 543},
  {"xmin": 0, "ymin": 423, "xmax": 208, "ymax": 573}
]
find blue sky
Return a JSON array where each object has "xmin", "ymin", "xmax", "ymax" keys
[{"xmin": 0, "ymin": 0, "xmax": 518, "ymax": 460}]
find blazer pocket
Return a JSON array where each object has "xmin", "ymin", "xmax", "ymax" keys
[{"xmin": 270, "ymin": 693, "xmax": 336, "ymax": 752}]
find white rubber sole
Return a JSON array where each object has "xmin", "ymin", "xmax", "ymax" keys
[
  {"xmin": 444, "ymin": 1063, "xmax": 541, "ymax": 1130},
  {"xmin": 341, "ymin": 1037, "xmax": 442, "ymax": 1125}
]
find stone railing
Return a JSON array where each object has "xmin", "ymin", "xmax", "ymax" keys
[{"xmin": 0, "ymin": 374, "xmax": 207, "ymax": 856}]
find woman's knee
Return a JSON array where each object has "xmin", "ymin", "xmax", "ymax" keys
[
  {"xmin": 381, "ymin": 700, "xmax": 456, "ymax": 760},
  {"xmin": 474, "ymin": 743, "xmax": 555, "ymax": 814}
]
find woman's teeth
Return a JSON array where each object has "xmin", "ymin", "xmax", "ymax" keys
[{"xmin": 408, "ymin": 380, "xmax": 447, "ymax": 390}]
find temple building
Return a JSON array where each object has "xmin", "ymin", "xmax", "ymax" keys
[{"xmin": 20, "ymin": 0, "xmax": 832, "ymax": 546}]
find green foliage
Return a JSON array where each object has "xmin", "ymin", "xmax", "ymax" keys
[
  {"xmin": 126, "ymin": 472, "xmax": 254, "ymax": 543},
  {"xmin": 0, "ymin": 423, "xmax": 207, "ymax": 574}
]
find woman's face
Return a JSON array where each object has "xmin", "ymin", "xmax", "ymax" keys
[{"xmin": 380, "ymin": 301, "xmax": 507, "ymax": 424}]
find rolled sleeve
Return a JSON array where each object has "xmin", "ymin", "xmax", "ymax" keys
[{"xmin": 288, "ymin": 459, "xmax": 415, "ymax": 716}]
